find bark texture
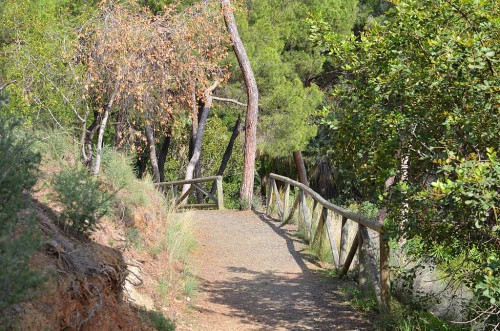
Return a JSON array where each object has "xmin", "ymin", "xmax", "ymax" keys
[
  {"xmin": 158, "ymin": 133, "xmax": 171, "ymax": 183},
  {"xmin": 145, "ymin": 124, "xmax": 160, "ymax": 183},
  {"xmin": 181, "ymin": 82, "xmax": 219, "ymax": 199},
  {"xmin": 293, "ymin": 150, "xmax": 309, "ymax": 186},
  {"xmin": 92, "ymin": 85, "xmax": 119, "ymax": 175},
  {"xmin": 221, "ymin": 0, "xmax": 259, "ymax": 209}
]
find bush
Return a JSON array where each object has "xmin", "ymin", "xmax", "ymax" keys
[
  {"xmin": 0, "ymin": 118, "xmax": 44, "ymax": 313},
  {"xmin": 51, "ymin": 166, "xmax": 111, "ymax": 235},
  {"xmin": 100, "ymin": 147, "xmax": 157, "ymax": 221}
]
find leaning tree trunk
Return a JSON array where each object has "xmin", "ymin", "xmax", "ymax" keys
[
  {"xmin": 221, "ymin": 0, "xmax": 259, "ymax": 209},
  {"xmin": 210, "ymin": 114, "xmax": 241, "ymax": 195},
  {"xmin": 293, "ymin": 150, "xmax": 309, "ymax": 186},
  {"xmin": 82, "ymin": 111, "xmax": 99, "ymax": 168},
  {"xmin": 181, "ymin": 82, "xmax": 219, "ymax": 200},
  {"xmin": 92, "ymin": 84, "xmax": 120, "ymax": 176},
  {"xmin": 145, "ymin": 123, "xmax": 161, "ymax": 183},
  {"xmin": 189, "ymin": 93, "xmax": 201, "ymax": 160}
]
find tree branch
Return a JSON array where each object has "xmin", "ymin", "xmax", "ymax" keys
[
  {"xmin": 0, "ymin": 80, "xmax": 16, "ymax": 92},
  {"xmin": 212, "ymin": 96, "xmax": 247, "ymax": 107}
]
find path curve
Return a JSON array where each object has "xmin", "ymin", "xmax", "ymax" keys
[{"xmin": 185, "ymin": 210, "xmax": 372, "ymax": 331}]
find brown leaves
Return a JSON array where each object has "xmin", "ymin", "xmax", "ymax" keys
[{"xmin": 80, "ymin": 0, "xmax": 230, "ymax": 143}]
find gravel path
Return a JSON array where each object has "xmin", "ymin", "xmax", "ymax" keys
[{"xmin": 185, "ymin": 210, "xmax": 372, "ymax": 331}]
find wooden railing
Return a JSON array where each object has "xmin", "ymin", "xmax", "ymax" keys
[
  {"xmin": 156, "ymin": 176, "xmax": 224, "ymax": 210},
  {"xmin": 266, "ymin": 173, "xmax": 390, "ymax": 312}
]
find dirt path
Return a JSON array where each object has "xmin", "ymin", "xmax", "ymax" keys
[{"xmin": 181, "ymin": 210, "xmax": 372, "ymax": 331}]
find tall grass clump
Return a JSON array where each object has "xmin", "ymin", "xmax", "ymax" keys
[{"xmin": 164, "ymin": 214, "xmax": 197, "ymax": 264}]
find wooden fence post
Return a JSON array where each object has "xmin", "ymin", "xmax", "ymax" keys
[
  {"xmin": 272, "ymin": 180, "xmax": 284, "ymax": 217},
  {"xmin": 299, "ymin": 190, "xmax": 312, "ymax": 240},
  {"xmin": 380, "ymin": 233, "xmax": 391, "ymax": 312},
  {"xmin": 323, "ymin": 208, "xmax": 340, "ymax": 269},
  {"xmin": 358, "ymin": 225, "xmax": 370, "ymax": 295},
  {"xmin": 340, "ymin": 231, "xmax": 358, "ymax": 276},
  {"xmin": 216, "ymin": 176, "xmax": 224, "ymax": 210},
  {"xmin": 266, "ymin": 178, "xmax": 274, "ymax": 215},
  {"xmin": 282, "ymin": 183, "xmax": 290, "ymax": 222},
  {"xmin": 339, "ymin": 216, "xmax": 349, "ymax": 267}
]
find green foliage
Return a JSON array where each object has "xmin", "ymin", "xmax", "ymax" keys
[
  {"xmin": 139, "ymin": 309, "xmax": 176, "ymax": 331},
  {"xmin": 182, "ymin": 267, "xmax": 198, "ymax": 297},
  {"xmin": 312, "ymin": 0, "xmax": 499, "ymax": 325},
  {"xmin": 407, "ymin": 150, "xmax": 500, "ymax": 324},
  {"xmin": 0, "ymin": 118, "xmax": 44, "ymax": 313},
  {"xmin": 101, "ymin": 147, "xmax": 154, "ymax": 210},
  {"xmin": 347, "ymin": 287, "xmax": 466, "ymax": 330},
  {"xmin": 126, "ymin": 227, "xmax": 145, "ymax": 251},
  {"xmin": 163, "ymin": 115, "xmax": 244, "ymax": 208},
  {"xmin": 51, "ymin": 166, "xmax": 111, "ymax": 235},
  {"xmin": 224, "ymin": 0, "xmax": 360, "ymax": 157},
  {"xmin": 0, "ymin": 0, "xmax": 94, "ymax": 127}
]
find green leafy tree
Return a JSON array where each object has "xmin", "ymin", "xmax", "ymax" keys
[
  {"xmin": 312, "ymin": 0, "xmax": 499, "ymax": 325},
  {"xmin": 221, "ymin": 0, "xmax": 358, "ymax": 158},
  {"xmin": 0, "ymin": 0, "xmax": 95, "ymax": 127}
]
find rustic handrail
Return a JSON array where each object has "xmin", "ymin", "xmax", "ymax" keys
[
  {"xmin": 156, "ymin": 176, "xmax": 224, "ymax": 210},
  {"xmin": 269, "ymin": 174, "xmax": 382, "ymax": 232},
  {"xmin": 267, "ymin": 173, "xmax": 390, "ymax": 312}
]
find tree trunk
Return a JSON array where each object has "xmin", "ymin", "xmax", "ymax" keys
[
  {"xmin": 189, "ymin": 97, "xmax": 201, "ymax": 160},
  {"xmin": 82, "ymin": 111, "xmax": 99, "ymax": 168},
  {"xmin": 145, "ymin": 124, "xmax": 161, "ymax": 183},
  {"xmin": 293, "ymin": 150, "xmax": 309, "ymax": 186},
  {"xmin": 92, "ymin": 110, "xmax": 110, "ymax": 176},
  {"xmin": 181, "ymin": 82, "xmax": 219, "ymax": 199},
  {"xmin": 221, "ymin": 0, "xmax": 259, "ymax": 209},
  {"xmin": 194, "ymin": 161, "xmax": 203, "ymax": 203},
  {"xmin": 158, "ymin": 133, "xmax": 171, "ymax": 183},
  {"xmin": 210, "ymin": 114, "xmax": 241, "ymax": 195},
  {"xmin": 92, "ymin": 84, "xmax": 120, "ymax": 176}
]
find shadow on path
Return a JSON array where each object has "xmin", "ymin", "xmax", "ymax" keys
[{"xmin": 192, "ymin": 210, "xmax": 372, "ymax": 330}]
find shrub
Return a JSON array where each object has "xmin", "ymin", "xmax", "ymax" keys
[
  {"xmin": 51, "ymin": 166, "xmax": 111, "ymax": 235},
  {"xmin": 100, "ymin": 147, "xmax": 157, "ymax": 221},
  {"xmin": 0, "ymin": 117, "xmax": 44, "ymax": 313}
]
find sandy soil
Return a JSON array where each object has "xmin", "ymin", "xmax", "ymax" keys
[{"xmin": 183, "ymin": 209, "xmax": 373, "ymax": 331}]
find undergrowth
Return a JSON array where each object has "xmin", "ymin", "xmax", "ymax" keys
[
  {"xmin": 139, "ymin": 309, "xmax": 176, "ymax": 331},
  {"xmin": 34, "ymin": 131, "xmax": 198, "ymax": 329},
  {"xmin": 345, "ymin": 286, "xmax": 468, "ymax": 331}
]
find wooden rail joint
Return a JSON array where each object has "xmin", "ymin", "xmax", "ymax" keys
[
  {"xmin": 266, "ymin": 173, "xmax": 390, "ymax": 313},
  {"xmin": 155, "ymin": 175, "xmax": 224, "ymax": 210}
]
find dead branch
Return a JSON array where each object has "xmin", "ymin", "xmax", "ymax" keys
[{"xmin": 212, "ymin": 96, "xmax": 247, "ymax": 107}]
